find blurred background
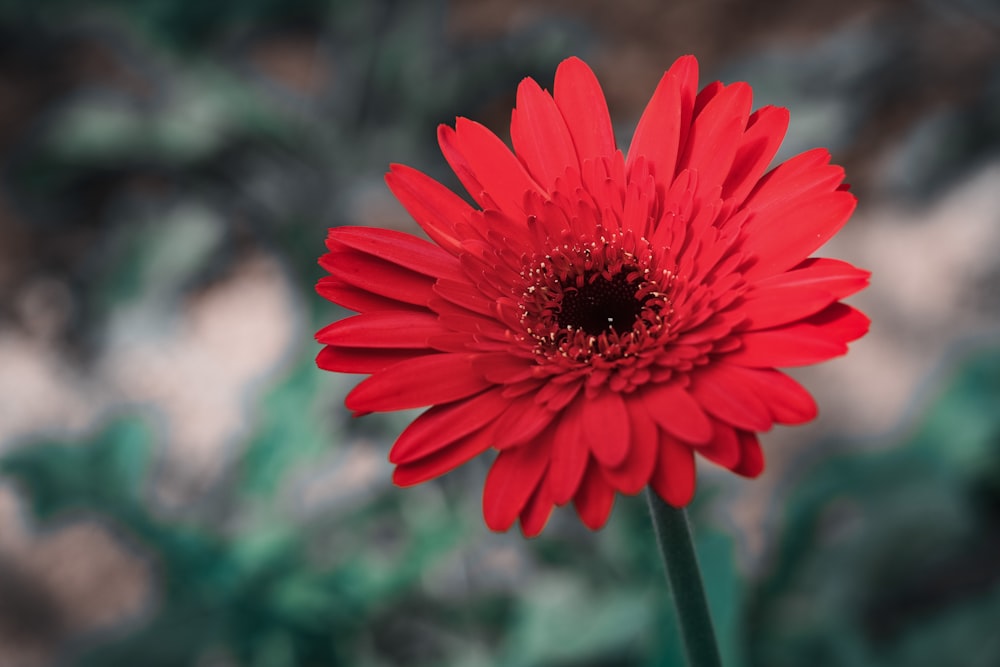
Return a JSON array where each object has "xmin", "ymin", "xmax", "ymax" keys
[{"xmin": 0, "ymin": 0, "xmax": 999, "ymax": 665}]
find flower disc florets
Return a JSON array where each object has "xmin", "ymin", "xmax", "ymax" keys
[{"xmin": 517, "ymin": 231, "xmax": 673, "ymax": 371}]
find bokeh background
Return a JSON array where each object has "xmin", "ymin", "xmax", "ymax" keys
[{"xmin": 1, "ymin": 0, "xmax": 999, "ymax": 665}]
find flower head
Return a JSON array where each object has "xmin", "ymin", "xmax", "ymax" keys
[{"xmin": 316, "ymin": 56, "xmax": 869, "ymax": 536}]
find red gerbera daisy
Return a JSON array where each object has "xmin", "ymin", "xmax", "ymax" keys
[{"xmin": 316, "ymin": 55, "xmax": 869, "ymax": 536}]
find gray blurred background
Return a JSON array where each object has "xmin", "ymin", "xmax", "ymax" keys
[{"xmin": 0, "ymin": 0, "xmax": 999, "ymax": 666}]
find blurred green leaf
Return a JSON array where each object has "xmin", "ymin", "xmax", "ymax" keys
[
  {"xmin": 746, "ymin": 344, "xmax": 1000, "ymax": 667},
  {"xmin": 2, "ymin": 417, "xmax": 153, "ymax": 521}
]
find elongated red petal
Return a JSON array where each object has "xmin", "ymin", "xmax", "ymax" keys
[
  {"xmin": 519, "ymin": 480, "xmax": 554, "ymax": 537},
  {"xmin": 389, "ymin": 388, "xmax": 509, "ymax": 464},
  {"xmin": 728, "ymin": 301, "xmax": 869, "ymax": 367},
  {"xmin": 449, "ymin": 117, "xmax": 542, "ymax": 214},
  {"xmin": 739, "ymin": 285, "xmax": 839, "ymax": 331},
  {"xmin": 741, "ymin": 190, "xmax": 857, "ymax": 279},
  {"xmin": 393, "ymin": 425, "xmax": 494, "ymax": 487},
  {"xmin": 760, "ymin": 257, "xmax": 871, "ymax": 294},
  {"xmin": 650, "ymin": 435, "xmax": 696, "ymax": 507},
  {"xmin": 433, "ymin": 279, "xmax": 499, "ymax": 318},
  {"xmin": 384, "ymin": 164, "xmax": 469, "ymax": 255},
  {"xmin": 640, "ymin": 382, "xmax": 713, "ymax": 444},
  {"xmin": 697, "ymin": 420, "xmax": 741, "ymax": 470},
  {"xmin": 549, "ymin": 397, "xmax": 590, "ymax": 504},
  {"xmin": 554, "ymin": 56, "xmax": 616, "ymax": 162},
  {"xmin": 802, "ymin": 302, "xmax": 870, "ymax": 343},
  {"xmin": 689, "ymin": 363, "xmax": 773, "ymax": 431},
  {"xmin": 483, "ymin": 426, "xmax": 553, "ymax": 531},
  {"xmin": 316, "ymin": 277, "xmax": 426, "ymax": 314},
  {"xmin": 603, "ymin": 398, "xmax": 658, "ymax": 494},
  {"xmin": 582, "ymin": 390, "xmax": 631, "ymax": 467},
  {"xmin": 744, "ymin": 148, "xmax": 845, "ymax": 211},
  {"xmin": 573, "ymin": 463, "xmax": 616, "ymax": 530},
  {"xmin": 320, "ymin": 249, "xmax": 436, "ymax": 306},
  {"xmin": 626, "ymin": 55, "xmax": 698, "ymax": 182},
  {"xmin": 492, "ymin": 395, "xmax": 557, "ymax": 449},
  {"xmin": 511, "ymin": 76, "xmax": 579, "ymax": 189},
  {"xmin": 710, "ymin": 365, "xmax": 817, "ymax": 424},
  {"xmin": 315, "ymin": 311, "xmax": 446, "ymax": 348},
  {"xmin": 733, "ymin": 430, "xmax": 765, "ymax": 477},
  {"xmin": 722, "ymin": 105, "xmax": 789, "ymax": 204},
  {"xmin": 316, "ymin": 346, "xmax": 429, "ymax": 375},
  {"xmin": 677, "ymin": 82, "xmax": 752, "ymax": 194},
  {"xmin": 327, "ymin": 226, "xmax": 463, "ymax": 280},
  {"xmin": 345, "ymin": 354, "xmax": 490, "ymax": 412},
  {"xmin": 727, "ymin": 326, "xmax": 846, "ymax": 368},
  {"xmin": 436, "ymin": 124, "xmax": 487, "ymax": 212}
]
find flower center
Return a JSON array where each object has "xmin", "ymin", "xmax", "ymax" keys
[
  {"xmin": 557, "ymin": 271, "xmax": 647, "ymax": 336},
  {"xmin": 515, "ymin": 235, "xmax": 674, "ymax": 366}
]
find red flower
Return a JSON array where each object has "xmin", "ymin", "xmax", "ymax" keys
[{"xmin": 316, "ymin": 56, "xmax": 869, "ymax": 536}]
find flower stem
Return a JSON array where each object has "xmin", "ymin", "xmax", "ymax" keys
[{"xmin": 644, "ymin": 488, "xmax": 722, "ymax": 667}]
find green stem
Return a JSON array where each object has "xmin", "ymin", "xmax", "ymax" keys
[{"xmin": 644, "ymin": 488, "xmax": 722, "ymax": 667}]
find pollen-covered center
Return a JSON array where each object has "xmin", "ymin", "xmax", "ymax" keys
[
  {"xmin": 516, "ymin": 234, "xmax": 674, "ymax": 366},
  {"xmin": 557, "ymin": 271, "xmax": 647, "ymax": 336}
]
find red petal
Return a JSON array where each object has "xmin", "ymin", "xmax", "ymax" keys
[
  {"xmin": 697, "ymin": 421, "xmax": 741, "ymax": 470},
  {"xmin": 536, "ymin": 379, "xmax": 582, "ymax": 412},
  {"xmin": 447, "ymin": 117, "xmax": 542, "ymax": 214},
  {"xmin": 554, "ymin": 56, "xmax": 616, "ymax": 162},
  {"xmin": 711, "ymin": 365, "xmax": 817, "ymax": 425},
  {"xmin": 727, "ymin": 325, "xmax": 846, "ymax": 368},
  {"xmin": 511, "ymin": 76, "xmax": 579, "ymax": 189},
  {"xmin": 727, "ymin": 302, "xmax": 869, "ymax": 367},
  {"xmin": 582, "ymin": 390, "xmax": 631, "ymax": 467},
  {"xmin": 492, "ymin": 395, "xmax": 557, "ymax": 449},
  {"xmin": 741, "ymin": 190, "xmax": 857, "ymax": 279},
  {"xmin": 389, "ymin": 388, "xmax": 509, "ymax": 464},
  {"xmin": 689, "ymin": 363, "xmax": 773, "ymax": 431},
  {"xmin": 327, "ymin": 226, "xmax": 463, "ymax": 280},
  {"xmin": 650, "ymin": 435, "xmax": 696, "ymax": 507},
  {"xmin": 626, "ymin": 55, "xmax": 698, "ymax": 183},
  {"xmin": 315, "ymin": 311, "xmax": 446, "ymax": 348},
  {"xmin": 320, "ymin": 248, "xmax": 436, "ymax": 306},
  {"xmin": 316, "ymin": 346, "xmax": 431, "ymax": 375},
  {"xmin": 316, "ymin": 277, "xmax": 425, "ymax": 314},
  {"xmin": 519, "ymin": 480, "xmax": 554, "ymax": 537},
  {"xmin": 640, "ymin": 382, "xmax": 713, "ymax": 444},
  {"xmin": 802, "ymin": 302, "xmax": 870, "ymax": 343},
  {"xmin": 345, "ymin": 353, "xmax": 491, "ymax": 412},
  {"xmin": 722, "ymin": 105, "xmax": 790, "ymax": 204},
  {"xmin": 603, "ymin": 398, "xmax": 658, "ymax": 494},
  {"xmin": 472, "ymin": 353, "xmax": 537, "ymax": 384},
  {"xmin": 483, "ymin": 427, "xmax": 553, "ymax": 531},
  {"xmin": 433, "ymin": 279, "xmax": 498, "ymax": 318},
  {"xmin": 573, "ymin": 463, "xmax": 616, "ymax": 530},
  {"xmin": 756, "ymin": 257, "xmax": 870, "ymax": 299},
  {"xmin": 392, "ymin": 425, "xmax": 494, "ymax": 487},
  {"xmin": 744, "ymin": 148, "xmax": 846, "ymax": 212},
  {"xmin": 549, "ymin": 397, "xmax": 590, "ymax": 504},
  {"xmin": 437, "ymin": 124, "xmax": 487, "ymax": 212},
  {"xmin": 677, "ymin": 81, "xmax": 753, "ymax": 194},
  {"xmin": 385, "ymin": 164, "xmax": 469, "ymax": 255},
  {"xmin": 733, "ymin": 430, "xmax": 765, "ymax": 477},
  {"xmin": 739, "ymin": 284, "xmax": 841, "ymax": 330}
]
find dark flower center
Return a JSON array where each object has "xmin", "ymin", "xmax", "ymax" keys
[
  {"xmin": 557, "ymin": 271, "xmax": 647, "ymax": 336},
  {"xmin": 515, "ymin": 235, "xmax": 673, "ymax": 367}
]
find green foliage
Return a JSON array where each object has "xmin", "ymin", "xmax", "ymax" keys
[
  {"xmin": 745, "ymin": 345, "xmax": 1000, "ymax": 667},
  {"xmin": 3, "ymin": 418, "xmax": 152, "ymax": 523},
  {"xmin": 1, "ymin": 410, "xmax": 461, "ymax": 666}
]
